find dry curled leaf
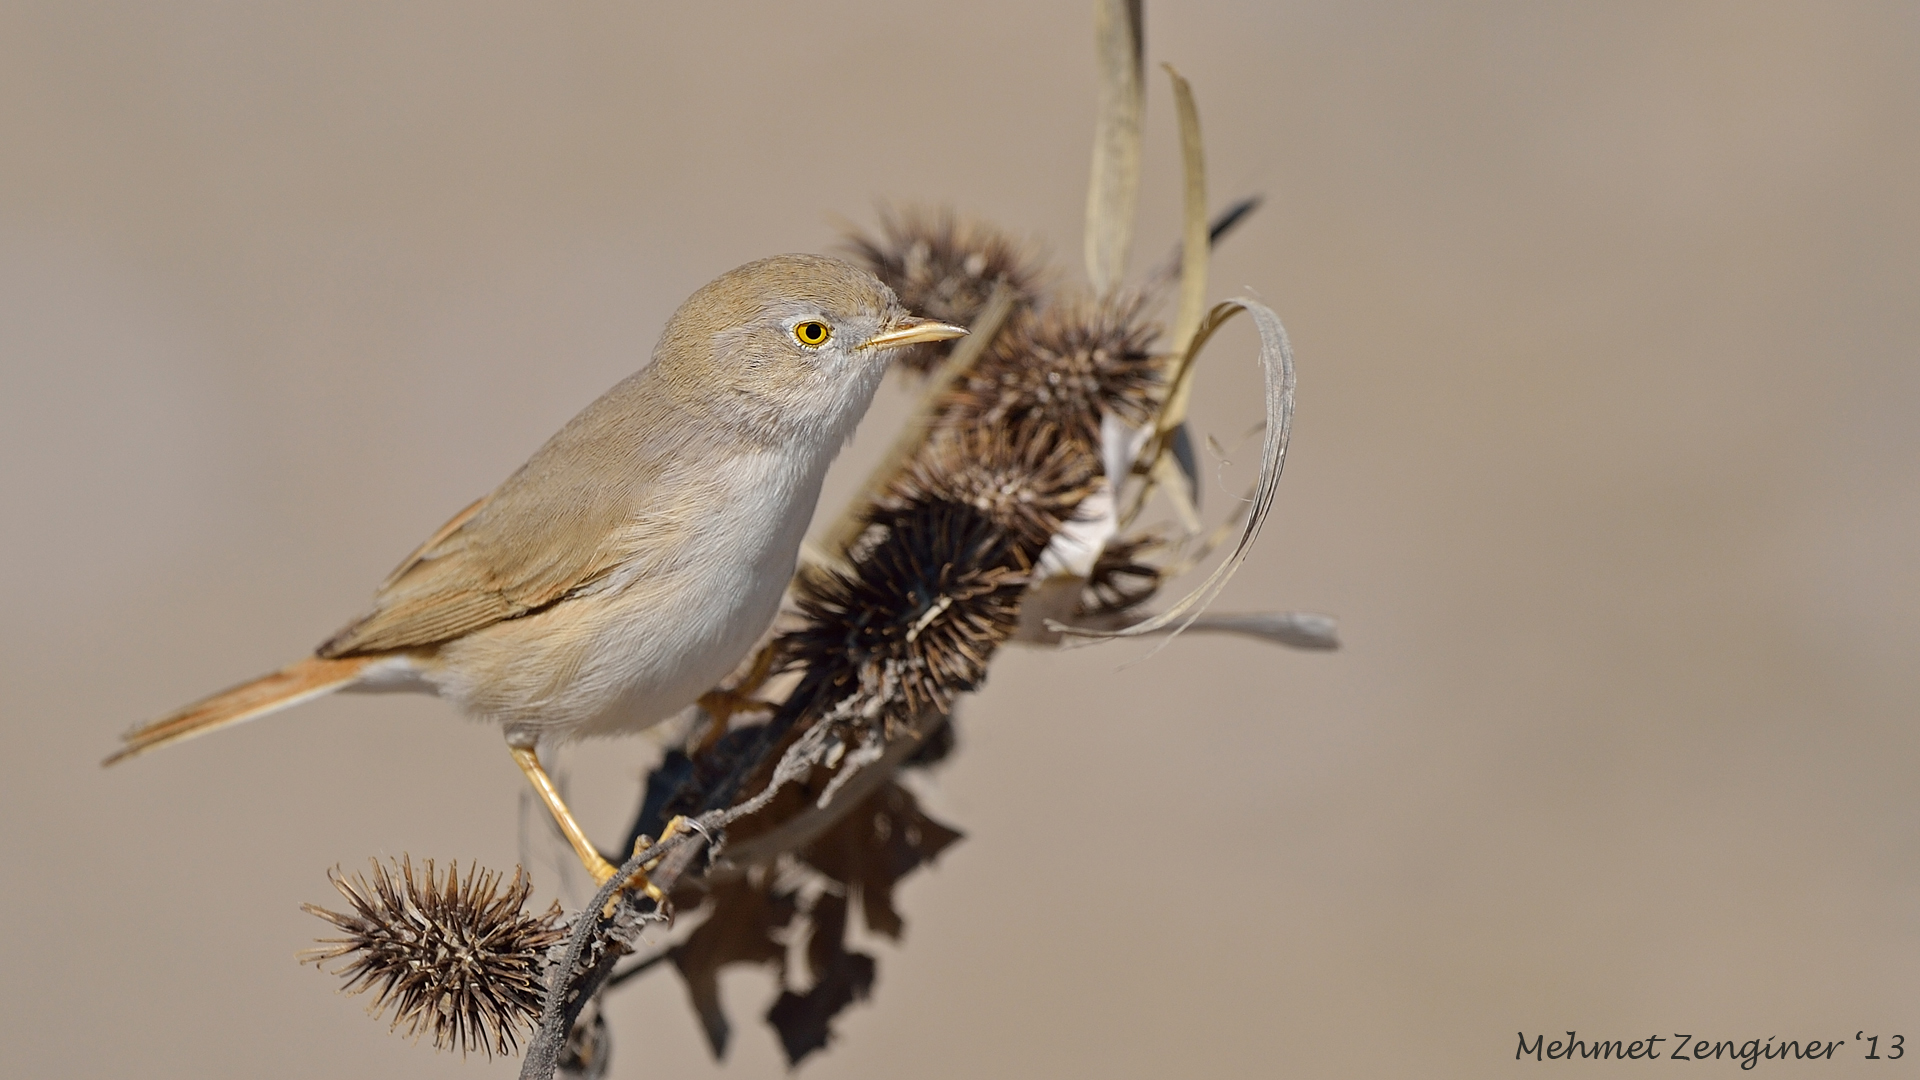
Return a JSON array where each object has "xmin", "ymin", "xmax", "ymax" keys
[
  {"xmin": 764, "ymin": 892, "xmax": 876, "ymax": 1067},
  {"xmin": 671, "ymin": 880, "xmax": 796, "ymax": 1059},
  {"xmin": 1054, "ymin": 297, "xmax": 1295, "ymax": 647},
  {"xmin": 799, "ymin": 782, "xmax": 964, "ymax": 940}
]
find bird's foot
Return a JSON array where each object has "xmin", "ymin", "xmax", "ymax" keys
[
  {"xmin": 696, "ymin": 688, "xmax": 772, "ymax": 748},
  {"xmin": 597, "ymin": 815, "xmax": 687, "ymax": 917},
  {"xmin": 693, "ymin": 643, "xmax": 781, "ymax": 750}
]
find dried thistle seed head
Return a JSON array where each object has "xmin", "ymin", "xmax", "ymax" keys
[
  {"xmin": 942, "ymin": 292, "xmax": 1165, "ymax": 449},
  {"xmin": 300, "ymin": 857, "xmax": 565, "ymax": 1058},
  {"xmin": 843, "ymin": 206, "xmax": 1047, "ymax": 372},
  {"xmin": 783, "ymin": 499, "xmax": 1029, "ymax": 731},
  {"xmin": 1080, "ymin": 532, "xmax": 1168, "ymax": 617},
  {"xmin": 882, "ymin": 421, "xmax": 1097, "ymax": 552}
]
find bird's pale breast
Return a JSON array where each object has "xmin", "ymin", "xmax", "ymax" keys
[{"xmin": 424, "ymin": 442, "xmax": 830, "ymax": 740}]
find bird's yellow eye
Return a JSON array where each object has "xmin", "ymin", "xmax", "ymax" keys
[{"xmin": 793, "ymin": 320, "xmax": 832, "ymax": 348}]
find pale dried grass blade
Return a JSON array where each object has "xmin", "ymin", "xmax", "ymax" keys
[
  {"xmin": 1154, "ymin": 64, "xmax": 1211, "ymax": 443},
  {"xmin": 1160, "ymin": 611, "xmax": 1339, "ymax": 650},
  {"xmin": 1115, "ymin": 64, "xmax": 1207, "ymax": 535},
  {"xmin": 1085, "ymin": 0, "xmax": 1144, "ymax": 294},
  {"xmin": 1068, "ymin": 608, "xmax": 1338, "ymax": 650},
  {"xmin": 1142, "ymin": 196, "xmax": 1262, "ymax": 297},
  {"xmin": 1052, "ymin": 297, "xmax": 1294, "ymax": 643},
  {"xmin": 1165, "ymin": 63, "xmax": 1208, "ymax": 358}
]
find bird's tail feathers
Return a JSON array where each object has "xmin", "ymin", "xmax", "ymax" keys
[{"xmin": 104, "ymin": 655, "xmax": 375, "ymax": 765}]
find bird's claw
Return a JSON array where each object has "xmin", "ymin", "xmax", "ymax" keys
[{"xmin": 598, "ymin": 816, "xmax": 687, "ymax": 917}]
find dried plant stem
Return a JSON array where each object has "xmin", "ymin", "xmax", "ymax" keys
[
  {"xmin": 519, "ymin": 719, "xmax": 869, "ymax": 1080},
  {"xmin": 1085, "ymin": 0, "xmax": 1145, "ymax": 294},
  {"xmin": 707, "ymin": 714, "xmax": 939, "ymax": 877},
  {"xmin": 603, "ymin": 944, "xmax": 677, "ymax": 992},
  {"xmin": 527, "ymin": 67, "xmax": 1303, "ymax": 1080}
]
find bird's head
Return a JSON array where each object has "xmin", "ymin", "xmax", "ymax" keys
[{"xmin": 654, "ymin": 254, "xmax": 966, "ymax": 445}]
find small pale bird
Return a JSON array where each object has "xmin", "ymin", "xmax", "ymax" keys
[{"xmin": 106, "ymin": 254, "xmax": 965, "ymax": 896}]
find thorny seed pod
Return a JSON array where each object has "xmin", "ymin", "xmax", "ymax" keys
[
  {"xmin": 783, "ymin": 499, "xmax": 1030, "ymax": 734},
  {"xmin": 300, "ymin": 857, "xmax": 565, "ymax": 1057},
  {"xmin": 881, "ymin": 420, "xmax": 1097, "ymax": 553},
  {"xmin": 843, "ymin": 206, "xmax": 1047, "ymax": 373},
  {"xmin": 942, "ymin": 293, "xmax": 1165, "ymax": 449},
  {"xmin": 1080, "ymin": 532, "xmax": 1168, "ymax": 617}
]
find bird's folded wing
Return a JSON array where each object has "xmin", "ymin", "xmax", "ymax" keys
[
  {"xmin": 316, "ymin": 469, "xmax": 673, "ymax": 658},
  {"xmin": 377, "ymin": 493, "xmax": 493, "ymax": 591}
]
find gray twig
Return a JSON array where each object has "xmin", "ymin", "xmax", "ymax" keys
[{"xmin": 518, "ymin": 718, "xmax": 850, "ymax": 1080}]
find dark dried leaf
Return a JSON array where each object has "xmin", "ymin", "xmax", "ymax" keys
[
  {"xmin": 800, "ymin": 782, "xmax": 964, "ymax": 939},
  {"xmin": 903, "ymin": 714, "xmax": 958, "ymax": 769},
  {"xmin": 671, "ymin": 880, "xmax": 796, "ymax": 1059},
  {"xmin": 764, "ymin": 893, "xmax": 876, "ymax": 1067},
  {"xmin": 630, "ymin": 723, "xmax": 795, "ymax": 859}
]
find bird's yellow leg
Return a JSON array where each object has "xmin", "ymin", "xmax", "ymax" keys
[
  {"xmin": 510, "ymin": 745, "xmax": 622, "ymax": 886},
  {"xmin": 511, "ymin": 745, "xmax": 683, "ymax": 905}
]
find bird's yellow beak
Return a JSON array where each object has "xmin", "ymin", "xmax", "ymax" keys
[{"xmin": 860, "ymin": 317, "xmax": 969, "ymax": 351}]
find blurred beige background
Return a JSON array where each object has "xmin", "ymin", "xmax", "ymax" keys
[{"xmin": 4, "ymin": 2, "xmax": 1915, "ymax": 1076}]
